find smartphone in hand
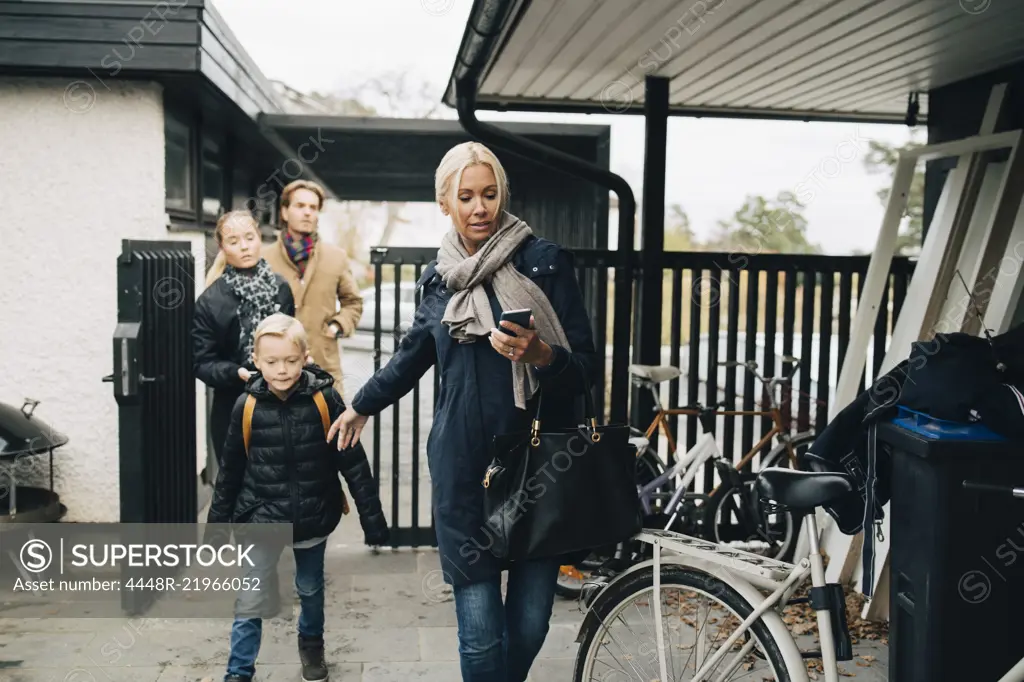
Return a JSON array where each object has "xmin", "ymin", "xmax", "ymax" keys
[{"xmin": 499, "ymin": 308, "xmax": 532, "ymax": 337}]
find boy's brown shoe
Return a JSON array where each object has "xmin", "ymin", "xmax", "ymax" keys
[{"xmin": 298, "ymin": 635, "xmax": 329, "ymax": 682}]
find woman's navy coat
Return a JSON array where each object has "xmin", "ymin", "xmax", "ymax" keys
[{"xmin": 351, "ymin": 236, "xmax": 599, "ymax": 586}]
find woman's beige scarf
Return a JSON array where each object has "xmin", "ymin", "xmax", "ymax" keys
[{"xmin": 435, "ymin": 213, "xmax": 570, "ymax": 409}]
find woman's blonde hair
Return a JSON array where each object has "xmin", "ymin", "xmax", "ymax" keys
[
  {"xmin": 215, "ymin": 209, "xmax": 258, "ymax": 244},
  {"xmin": 434, "ymin": 142, "xmax": 510, "ymax": 218},
  {"xmin": 204, "ymin": 210, "xmax": 260, "ymax": 288},
  {"xmin": 252, "ymin": 312, "xmax": 308, "ymax": 357}
]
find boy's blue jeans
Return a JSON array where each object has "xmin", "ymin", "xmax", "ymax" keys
[
  {"xmin": 452, "ymin": 558, "xmax": 560, "ymax": 682},
  {"xmin": 226, "ymin": 540, "xmax": 327, "ymax": 680}
]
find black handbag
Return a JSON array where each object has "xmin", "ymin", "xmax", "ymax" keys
[{"xmin": 481, "ymin": 372, "xmax": 641, "ymax": 562}]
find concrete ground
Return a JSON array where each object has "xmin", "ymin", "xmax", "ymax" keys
[
  {"xmin": 0, "ymin": 539, "xmax": 888, "ymax": 682},
  {"xmin": 0, "ymin": 339, "xmax": 888, "ymax": 681}
]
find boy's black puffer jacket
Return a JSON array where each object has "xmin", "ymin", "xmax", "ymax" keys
[{"xmin": 207, "ymin": 365, "xmax": 389, "ymax": 545}]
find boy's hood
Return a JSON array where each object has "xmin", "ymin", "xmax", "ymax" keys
[{"xmin": 246, "ymin": 364, "xmax": 335, "ymax": 399}]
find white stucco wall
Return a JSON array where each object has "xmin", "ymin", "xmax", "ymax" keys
[{"xmin": 0, "ymin": 77, "xmax": 207, "ymax": 522}]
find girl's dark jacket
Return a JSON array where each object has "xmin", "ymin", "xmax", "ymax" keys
[
  {"xmin": 351, "ymin": 236, "xmax": 598, "ymax": 586},
  {"xmin": 192, "ymin": 270, "xmax": 295, "ymax": 387},
  {"xmin": 207, "ymin": 366, "xmax": 389, "ymax": 546}
]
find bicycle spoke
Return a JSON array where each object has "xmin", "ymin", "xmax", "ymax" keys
[
  {"xmin": 593, "ymin": 610, "xmax": 657, "ymax": 679},
  {"xmin": 585, "ymin": 586, "xmax": 774, "ymax": 681}
]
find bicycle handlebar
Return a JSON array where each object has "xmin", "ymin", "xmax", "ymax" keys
[
  {"xmin": 963, "ymin": 480, "xmax": 1024, "ymax": 498},
  {"xmin": 718, "ymin": 356, "xmax": 801, "ymax": 384}
]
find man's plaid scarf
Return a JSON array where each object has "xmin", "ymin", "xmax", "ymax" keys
[{"xmin": 284, "ymin": 230, "xmax": 318, "ymax": 276}]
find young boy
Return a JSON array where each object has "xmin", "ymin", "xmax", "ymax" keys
[{"xmin": 207, "ymin": 313, "xmax": 388, "ymax": 682}]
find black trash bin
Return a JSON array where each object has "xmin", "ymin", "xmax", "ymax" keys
[{"xmin": 880, "ymin": 408, "xmax": 1024, "ymax": 682}]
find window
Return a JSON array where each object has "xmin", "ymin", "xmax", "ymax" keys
[
  {"xmin": 165, "ymin": 112, "xmax": 192, "ymax": 211},
  {"xmin": 164, "ymin": 97, "xmax": 253, "ymax": 231},
  {"xmin": 202, "ymin": 133, "xmax": 224, "ymax": 218}
]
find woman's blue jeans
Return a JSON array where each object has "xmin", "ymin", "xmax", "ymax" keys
[
  {"xmin": 226, "ymin": 540, "xmax": 327, "ymax": 680},
  {"xmin": 452, "ymin": 558, "xmax": 560, "ymax": 682}
]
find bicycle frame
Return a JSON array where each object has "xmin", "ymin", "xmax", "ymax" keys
[
  {"xmin": 635, "ymin": 359, "xmax": 807, "ymax": 473},
  {"xmin": 577, "ymin": 513, "xmax": 839, "ymax": 682},
  {"xmin": 645, "ymin": 405, "xmax": 797, "ymax": 471},
  {"xmin": 638, "ymin": 431, "xmax": 720, "ymax": 519}
]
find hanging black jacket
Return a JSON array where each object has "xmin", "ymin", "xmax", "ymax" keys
[
  {"xmin": 207, "ymin": 366, "xmax": 389, "ymax": 545},
  {"xmin": 806, "ymin": 325, "xmax": 1024, "ymax": 596}
]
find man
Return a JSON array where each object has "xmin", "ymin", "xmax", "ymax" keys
[{"xmin": 261, "ymin": 179, "xmax": 363, "ymax": 398}]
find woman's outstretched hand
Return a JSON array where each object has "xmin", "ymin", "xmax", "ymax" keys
[
  {"xmin": 328, "ymin": 406, "xmax": 369, "ymax": 450},
  {"xmin": 490, "ymin": 315, "xmax": 554, "ymax": 367}
]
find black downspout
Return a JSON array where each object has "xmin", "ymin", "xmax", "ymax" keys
[
  {"xmin": 450, "ymin": 0, "xmax": 637, "ymax": 423},
  {"xmin": 634, "ymin": 76, "xmax": 668, "ymax": 430},
  {"xmin": 455, "ymin": 85, "xmax": 637, "ymax": 424}
]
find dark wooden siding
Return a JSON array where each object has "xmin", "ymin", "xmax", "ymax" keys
[
  {"xmin": 264, "ymin": 118, "xmax": 612, "ymax": 249},
  {"xmin": 199, "ymin": 2, "xmax": 280, "ymax": 117},
  {"xmin": 0, "ymin": 0, "xmax": 280, "ymax": 119},
  {"xmin": 0, "ymin": 1, "xmax": 200, "ymax": 72}
]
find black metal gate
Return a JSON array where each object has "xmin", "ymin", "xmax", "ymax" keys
[
  {"xmin": 363, "ymin": 247, "xmax": 916, "ymax": 547},
  {"xmin": 107, "ymin": 240, "xmax": 196, "ymax": 612}
]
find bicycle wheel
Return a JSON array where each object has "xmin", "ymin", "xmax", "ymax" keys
[
  {"xmin": 710, "ymin": 432, "xmax": 815, "ymax": 561},
  {"xmin": 556, "ymin": 450, "xmax": 665, "ymax": 599},
  {"xmin": 573, "ymin": 566, "xmax": 792, "ymax": 681}
]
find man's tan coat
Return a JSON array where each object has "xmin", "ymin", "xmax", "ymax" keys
[{"xmin": 262, "ymin": 232, "xmax": 363, "ymax": 397}]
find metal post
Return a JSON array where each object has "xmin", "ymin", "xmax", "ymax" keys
[
  {"xmin": 633, "ymin": 76, "xmax": 669, "ymax": 428},
  {"xmin": 455, "ymin": 85, "xmax": 636, "ymax": 423}
]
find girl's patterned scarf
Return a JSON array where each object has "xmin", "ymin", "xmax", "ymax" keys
[
  {"xmin": 284, "ymin": 230, "xmax": 318, "ymax": 277},
  {"xmin": 222, "ymin": 258, "xmax": 284, "ymax": 362}
]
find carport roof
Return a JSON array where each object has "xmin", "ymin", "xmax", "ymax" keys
[
  {"xmin": 444, "ymin": 0, "xmax": 1024, "ymax": 124},
  {"xmin": 258, "ymin": 114, "xmax": 611, "ymax": 202}
]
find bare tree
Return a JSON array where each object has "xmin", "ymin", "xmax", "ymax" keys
[
  {"xmin": 333, "ymin": 70, "xmax": 449, "ymax": 119},
  {"xmin": 272, "ymin": 72, "xmax": 443, "ymax": 287}
]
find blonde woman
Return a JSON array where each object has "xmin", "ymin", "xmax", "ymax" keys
[
  {"xmin": 327, "ymin": 142, "xmax": 599, "ymax": 681},
  {"xmin": 193, "ymin": 210, "xmax": 295, "ymax": 466}
]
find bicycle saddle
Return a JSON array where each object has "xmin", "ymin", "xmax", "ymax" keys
[
  {"xmin": 755, "ymin": 467, "xmax": 855, "ymax": 512},
  {"xmin": 629, "ymin": 364, "xmax": 681, "ymax": 383}
]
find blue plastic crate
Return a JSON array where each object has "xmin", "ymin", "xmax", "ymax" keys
[{"xmin": 892, "ymin": 406, "xmax": 1005, "ymax": 441}]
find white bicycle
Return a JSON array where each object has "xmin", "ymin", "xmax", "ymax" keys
[
  {"xmin": 572, "ymin": 466, "xmax": 1024, "ymax": 681},
  {"xmin": 571, "ymin": 462, "xmax": 845, "ymax": 681}
]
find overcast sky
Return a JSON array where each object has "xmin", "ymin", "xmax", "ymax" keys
[{"xmin": 212, "ymin": 0, "xmax": 918, "ymax": 255}]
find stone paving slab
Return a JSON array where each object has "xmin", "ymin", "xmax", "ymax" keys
[
  {"xmin": 0, "ymin": 346, "xmax": 889, "ymax": 681},
  {"xmin": 0, "ymin": 544, "xmax": 889, "ymax": 682}
]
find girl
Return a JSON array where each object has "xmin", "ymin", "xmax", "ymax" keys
[{"xmin": 192, "ymin": 210, "xmax": 295, "ymax": 465}]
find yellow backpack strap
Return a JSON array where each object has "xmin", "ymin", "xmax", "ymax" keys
[
  {"xmin": 315, "ymin": 389, "xmax": 350, "ymax": 515},
  {"xmin": 313, "ymin": 390, "xmax": 331, "ymax": 437},
  {"xmin": 242, "ymin": 394, "xmax": 257, "ymax": 457}
]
